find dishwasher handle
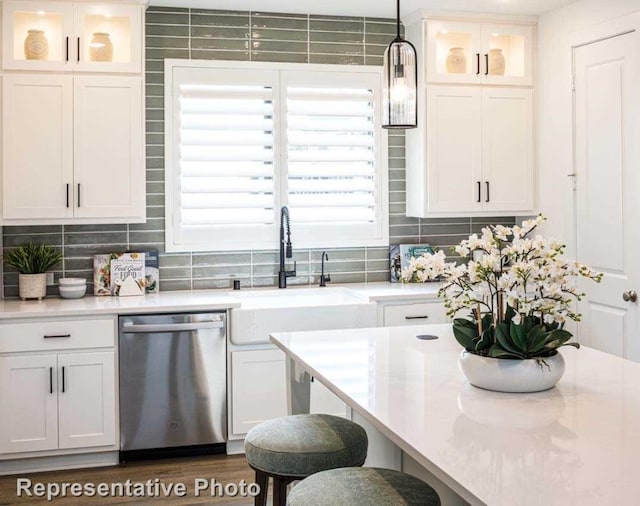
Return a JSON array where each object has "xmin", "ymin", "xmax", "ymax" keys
[{"xmin": 122, "ymin": 321, "xmax": 224, "ymax": 333}]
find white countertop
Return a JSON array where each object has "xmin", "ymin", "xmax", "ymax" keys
[
  {"xmin": 270, "ymin": 324, "xmax": 640, "ymax": 506},
  {"xmin": 0, "ymin": 290, "xmax": 241, "ymax": 319},
  {"xmin": 0, "ymin": 282, "xmax": 441, "ymax": 319}
]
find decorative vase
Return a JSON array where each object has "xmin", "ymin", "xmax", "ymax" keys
[
  {"xmin": 488, "ymin": 48, "xmax": 506, "ymax": 76},
  {"xmin": 446, "ymin": 47, "xmax": 466, "ymax": 74},
  {"xmin": 458, "ymin": 350, "xmax": 566, "ymax": 393},
  {"xmin": 89, "ymin": 32, "xmax": 113, "ymax": 62},
  {"xmin": 18, "ymin": 273, "xmax": 48, "ymax": 301},
  {"xmin": 24, "ymin": 30, "xmax": 49, "ymax": 60}
]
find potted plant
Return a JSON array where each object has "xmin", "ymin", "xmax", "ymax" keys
[
  {"xmin": 401, "ymin": 215, "xmax": 603, "ymax": 393},
  {"xmin": 4, "ymin": 243, "xmax": 63, "ymax": 301}
]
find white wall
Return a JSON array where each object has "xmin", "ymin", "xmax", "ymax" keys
[{"xmin": 537, "ymin": 0, "xmax": 640, "ymax": 255}]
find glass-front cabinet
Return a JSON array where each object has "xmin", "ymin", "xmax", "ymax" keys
[
  {"xmin": 2, "ymin": 1, "xmax": 143, "ymax": 73},
  {"xmin": 426, "ymin": 20, "xmax": 533, "ymax": 86}
]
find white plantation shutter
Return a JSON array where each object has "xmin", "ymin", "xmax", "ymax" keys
[
  {"xmin": 166, "ymin": 62, "xmax": 388, "ymax": 252},
  {"xmin": 282, "ymin": 71, "xmax": 387, "ymax": 247},
  {"xmin": 168, "ymin": 67, "xmax": 280, "ymax": 251}
]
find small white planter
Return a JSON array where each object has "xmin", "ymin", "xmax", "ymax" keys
[
  {"xmin": 459, "ymin": 350, "xmax": 566, "ymax": 393},
  {"xmin": 18, "ymin": 273, "xmax": 47, "ymax": 301}
]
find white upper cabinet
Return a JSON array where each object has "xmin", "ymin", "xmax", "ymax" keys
[
  {"xmin": 74, "ymin": 76, "xmax": 144, "ymax": 219},
  {"xmin": 2, "ymin": 74, "xmax": 74, "ymax": 220},
  {"xmin": 425, "ymin": 19, "xmax": 533, "ymax": 86},
  {"xmin": 2, "ymin": 0, "xmax": 144, "ymax": 73},
  {"xmin": 3, "ymin": 73, "xmax": 145, "ymax": 223}
]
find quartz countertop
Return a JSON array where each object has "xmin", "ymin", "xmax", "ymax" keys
[
  {"xmin": 271, "ymin": 324, "xmax": 640, "ymax": 506},
  {"xmin": 0, "ymin": 290, "xmax": 241, "ymax": 319},
  {"xmin": 0, "ymin": 282, "xmax": 441, "ymax": 319}
]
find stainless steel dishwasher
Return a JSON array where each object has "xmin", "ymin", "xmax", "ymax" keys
[{"xmin": 119, "ymin": 312, "xmax": 226, "ymax": 459}]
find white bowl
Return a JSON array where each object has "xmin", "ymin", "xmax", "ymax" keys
[
  {"xmin": 58, "ymin": 277, "xmax": 87, "ymax": 287},
  {"xmin": 59, "ymin": 285, "xmax": 87, "ymax": 299}
]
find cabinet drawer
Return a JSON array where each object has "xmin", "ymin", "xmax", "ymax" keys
[
  {"xmin": 383, "ymin": 302, "xmax": 448, "ymax": 326},
  {"xmin": 0, "ymin": 318, "xmax": 115, "ymax": 353}
]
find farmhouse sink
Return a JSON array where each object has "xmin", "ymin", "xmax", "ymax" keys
[{"xmin": 229, "ymin": 287, "xmax": 377, "ymax": 345}]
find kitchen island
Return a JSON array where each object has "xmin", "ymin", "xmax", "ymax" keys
[{"xmin": 271, "ymin": 324, "xmax": 640, "ymax": 506}]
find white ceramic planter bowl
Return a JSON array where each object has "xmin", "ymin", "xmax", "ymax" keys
[
  {"xmin": 458, "ymin": 350, "xmax": 566, "ymax": 393},
  {"xmin": 58, "ymin": 285, "xmax": 87, "ymax": 299}
]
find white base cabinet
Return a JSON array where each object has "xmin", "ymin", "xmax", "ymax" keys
[
  {"xmin": 0, "ymin": 318, "xmax": 117, "ymax": 456},
  {"xmin": 230, "ymin": 348, "xmax": 346, "ymax": 438},
  {"xmin": 2, "ymin": 73, "xmax": 144, "ymax": 223}
]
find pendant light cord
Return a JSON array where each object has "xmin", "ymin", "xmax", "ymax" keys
[{"xmin": 396, "ymin": 0, "xmax": 401, "ymax": 38}]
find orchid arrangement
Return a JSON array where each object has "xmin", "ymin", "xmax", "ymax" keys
[{"xmin": 401, "ymin": 215, "xmax": 603, "ymax": 360}]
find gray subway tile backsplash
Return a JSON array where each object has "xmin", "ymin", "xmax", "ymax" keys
[{"xmin": 1, "ymin": 6, "xmax": 515, "ymax": 297}]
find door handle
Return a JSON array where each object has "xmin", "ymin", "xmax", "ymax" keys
[
  {"xmin": 405, "ymin": 315, "xmax": 429, "ymax": 320},
  {"xmin": 77, "ymin": 37, "xmax": 80, "ymax": 62},
  {"xmin": 77, "ymin": 184, "xmax": 81, "ymax": 208},
  {"xmin": 61, "ymin": 366, "xmax": 65, "ymax": 393},
  {"xmin": 485, "ymin": 54, "xmax": 489, "ymax": 75},
  {"xmin": 477, "ymin": 181, "xmax": 481, "ymax": 203},
  {"xmin": 65, "ymin": 37, "xmax": 69, "ymax": 62},
  {"xmin": 623, "ymin": 291, "xmax": 637, "ymax": 303},
  {"xmin": 66, "ymin": 184, "xmax": 70, "ymax": 208},
  {"xmin": 486, "ymin": 181, "xmax": 490, "ymax": 202},
  {"xmin": 49, "ymin": 367, "xmax": 53, "ymax": 394},
  {"xmin": 122, "ymin": 321, "xmax": 225, "ymax": 333},
  {"xmin": 44, "ymin": 334, "xmax": 71, "ymax": 339},
  {"xmin": 476, "ymin": 53, "xmax": 480, "ymax": 75}
]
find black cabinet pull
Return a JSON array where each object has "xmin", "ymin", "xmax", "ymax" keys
[
  {"xmin": 476, "ymin": 53, "xmax": 480, "ymax": 75},
  {"xmin": 66, "ymin": 184, "xmax": 69, "ymax": 208},
  {"xmin": 77, "ymin": 184, "xmax": 81, "ymax": 208},
  {"xmin": 477, "ymin": 181, "xmax": 481, "ymax": 203},
  {"xmin": 44, "ymin": 334, "xmax": 71, "ymax": 339},
  {"xmin": 485, "ymin": 54, "xmax": 489, "ymax": 76},
  {"xmin": 486, "ymin": 181, "xmax": 490, "ymax": 202},
  {"xmin": 77, "ymin": 37, "xmax": 80, "ymax": 62},
  {"xmin": 62, "ymin": 367, "xmax": 65, "ymax": 393},
  {"xmin": 49, "ymin": 367, "xmax": 53, "ymax": 394},
  {"xmin": 405, "ymin": 315, "xmax": 429, "ymax": 320},
  {"xmin": 65, "ymin": 37, "xmax": 69, "ymax": 62}
]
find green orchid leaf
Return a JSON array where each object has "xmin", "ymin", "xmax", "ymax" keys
[
  {"xmin": 475, "ymin": 327, "xmax": 494, "ymax": 352},
  {"xmin": 510, "ymin": 322, "xmax": 528, "ymax": 353},
  {"xmin": 488, "ymin": 344, "xmax": 522, "ymax": 359},
  {"xmin": 453, "ymin": 319, "xmax": 478, "ymax": 351},
  {"xmin": 495, "ymin": 323, "xmax": 525, "ymax": 358},
  {"xmin": 526, "ymin": 325, "xmax": 551, "ymax": 355},
  {"xmin": 481, "ymin": 313, "xmax": 494, "ymax": 333}
]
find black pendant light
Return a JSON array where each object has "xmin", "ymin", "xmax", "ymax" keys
[{"xmin": 382, "ymin": 0, "xmax": 417, "ymax": 129}]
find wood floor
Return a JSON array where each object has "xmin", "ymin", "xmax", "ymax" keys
[{"xmin": 0, "ymin": 454, "xmax": 267, "ymax": 505}]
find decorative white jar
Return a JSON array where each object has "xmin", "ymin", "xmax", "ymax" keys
[
  {"xmin": 89, "ymin": 32, "xmax": 113, "ymax": 62},
  {"xmin": 24, "ymin": 30, "xmax": 49, "ymax": 60},
  {"xmin": 488, "ymin": 48, "xmax": 506, "ymax": 76},
  {"xmin": 446, "ymin": 47, "xmax": 467, "ymax": 74},
  {"xmin": 458, "ymin": 350, "xmax": 566, "ymax": 393}
]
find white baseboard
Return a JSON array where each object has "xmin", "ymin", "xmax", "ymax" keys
[{"xmin": 0, "ymin": 451, "xmax": 119, "ymax": 476}]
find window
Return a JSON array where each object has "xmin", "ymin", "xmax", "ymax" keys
[{"xmin": 165, "ymin": 60, "xmax": 388, "ymax": 252}]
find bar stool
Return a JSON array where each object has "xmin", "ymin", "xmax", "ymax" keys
[
  {"xmin": 287, "ymin": 467, "xmax": 441, "ymax": 506},
  {"xmin": 244, "ymin": 414, "xmax": 368, "ymax": 506}
]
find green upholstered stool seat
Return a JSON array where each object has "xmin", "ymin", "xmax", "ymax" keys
[
  {"xmin": 287, "ymin": 467, "xmax": 441, "ymax": 506},
  {"xmin": 244, "ymin": 414, "xmax": 368, "ymax": 506},
  {"xmin": 244, "ymin": 414, "xmax": 368, "ymax": 478}
]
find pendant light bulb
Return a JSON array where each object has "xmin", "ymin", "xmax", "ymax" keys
[{"xmin": 382, "ymin": 0, "xmax": 418, "ymax": 129}]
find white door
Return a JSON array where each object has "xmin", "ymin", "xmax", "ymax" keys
[
  {"xmin": 231, "ymin": 349, "xmax": 288, "ymax": 435},
  {"xmin": 57, "ymin": 352, "xmax": 116, "ymax": 449},
  {"xmin": 482, "ymin": 87, "xmax": 534, "ymax": 212},
  {"xmin": 574, "ymin": 32, "xmax": 640, "ymax": 361},
  {"xmin": 73, "ymin": 76, "xmax": 144, "ymax": 219},
  {"xmin": 426, "ymin": 86, "xmax": 482, "ymax": 213},
  {"xmin": 3, "ymin": 74, "xmax": 74, "ymax": 219},
  {"xmin": 0, "ymin": 355, "xmax": 58, "ymax": 454}
]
